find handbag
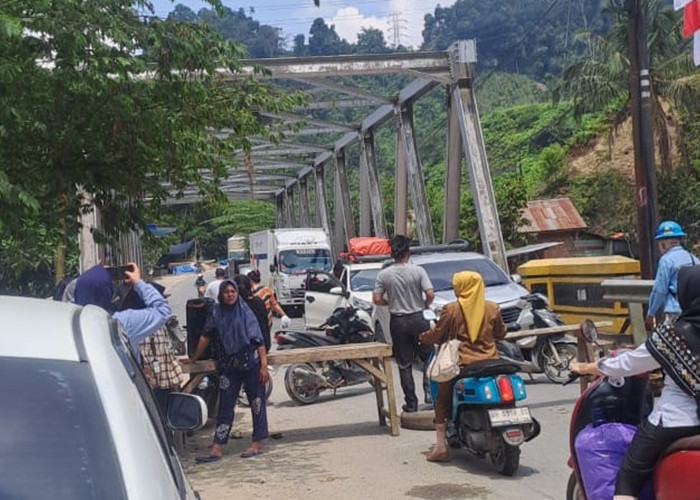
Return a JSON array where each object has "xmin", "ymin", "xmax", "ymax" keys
[{"xmin": 426, "ymin": 332, "xmax": 461, "ymax": 382}]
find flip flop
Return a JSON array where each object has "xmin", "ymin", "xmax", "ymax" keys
[
  {"xmin": 240, "ymin": 448, "xmax": 264, "ymax": 458},
  {"xmin": 195, "ymin": 455, "xmax": 222, "ymax": 464}
]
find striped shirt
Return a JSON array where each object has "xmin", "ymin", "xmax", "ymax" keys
[{"xmin": 253, "ymin": 284, "xmax": 280, "ymax": 327}]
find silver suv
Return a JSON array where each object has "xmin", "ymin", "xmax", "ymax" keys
[
  {"xmin": 373, "ymin": 250, "xmax": 534, "ymax": 343},
  {"xmin": 0, "ymin": 296, "xmax": 207, "ymax": 499}
]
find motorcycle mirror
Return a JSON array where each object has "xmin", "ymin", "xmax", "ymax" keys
[{"xmin": 580, "ymin": 319, "xmax": 598, "ymax": 343}]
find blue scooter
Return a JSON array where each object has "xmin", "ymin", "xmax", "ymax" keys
[{"xmin": 431, "ymin": 358, "xmax": 541, "ymax": 476}]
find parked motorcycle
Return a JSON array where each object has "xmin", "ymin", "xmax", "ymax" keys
[
  {"xmin": 497, "ymin": 293, "xmax": 578, "ymax": 384},
  {"xmin": 566, "ymin": 320, "xmax": 700, "ymax": 499},
  {"xmin": 431, "ymin": 358, "xmax": 540, "ymax": 476},
  {"xmin": 275, "ymin": 306, "xmax": 375, "ymax": 405}
]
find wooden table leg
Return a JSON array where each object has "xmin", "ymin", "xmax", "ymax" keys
[
  {"xmin": 182, "ymin": 373, "xmax": 205, "ymax": 394},
  {"xmin": 372, "ymin": 358, "xmax": 386, "ymax": 427},
  {"xmin": 381, "ymin": 355, "xmax": 400, "ymax": 436}
]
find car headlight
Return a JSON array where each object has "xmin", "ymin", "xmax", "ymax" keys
[{"xmin": 350, "ymin": 295, "xmax": 373, "ymax": 312}]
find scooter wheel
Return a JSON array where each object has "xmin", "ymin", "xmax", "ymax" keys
[
  {"xmin": 541, "ymin": 343, "xmax": 578, "ymax": 384},
  {"xmin": 400, "ymin": 410, "xmax": 435, "ymax": 431},
  {"xmin": 489, "ymin": 434, "xmax": 520, "ymax": 476}
]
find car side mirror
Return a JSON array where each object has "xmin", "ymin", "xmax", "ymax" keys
[
  {"xmin": 165, "ymin": 393, "xmax": 208, "ymax": 432},
  {"xmin": 511, "ymin": 274, "xmax": 522, "ymax": 284},
  {"xmin": 270, "ymin": 264, "xmax": 276, "ymax": 273},
  {"xmin": 329, "ymin": 286, "xmax": 345, "ymax": 296}
]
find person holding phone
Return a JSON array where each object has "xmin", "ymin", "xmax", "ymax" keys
[{"xmin": 73, "ymin": 263, "xmax": 171, "ymax": 357}]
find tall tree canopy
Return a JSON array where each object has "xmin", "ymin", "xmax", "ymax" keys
[{"xmin": 0, "ymin": 0, "xmax": 302, "ymax": 295}]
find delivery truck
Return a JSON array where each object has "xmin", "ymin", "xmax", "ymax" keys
[{"xmin": 249, "ymin": 228, "xmax": 333, "ymax": 316}]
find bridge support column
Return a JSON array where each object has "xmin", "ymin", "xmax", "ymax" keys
[
  {"xmin": 299, "ymin": 176, "xmax": 310, "ymax": 227},
  {"xmin": 398, "ymin": 104, "xmax": 434, "ymax": 245},
  {"xmin": 443, "ymin": 88, "xmax": 462, "ymax": 243},
  {"xmin": 334, "ymin": 152, "xmax": 356, "ymax": 248},
  {"xmin": 448, "ymin": 40, "xmax": 507, "ymax": 271},
  {"xmin": 394, "ymin": 124, "xmax": 407, "ymax": 236},
  {"xmin": 275, "ymin": 193, "xmax": 285, "ymax": 228},
  {"xmin": 361, "ymin": 132, "xmax": 387, "ymax": 238},
  {"xmin": 359, "ymin": 144, "xmax": 371, "ymax": 236},
  {"xmin": 314, "ymin": 163, "xmax": 332, "ymax": 239},
  {"xmin": 285, "ymin": 186, "xmax": 296, "ymax": 228}
]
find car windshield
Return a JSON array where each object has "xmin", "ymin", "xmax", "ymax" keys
[
  {"xmin": 279, "ymin": 249, "xmax": 332, "ymax": 274},
  {"xmin": 0, "ymin": 357, "xmax": 125, "ymax": 499},
  {"xmin": 420, "ymin": 258, "xmax": 510, "ymax": 291},
  {"xmin": 349, "ymin": 268, "xmax": 380, "ymax": 292}
]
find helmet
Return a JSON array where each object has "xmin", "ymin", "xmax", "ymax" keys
[
  {"xmin": 248, "ymin": 269, "xmax": 261, "ymax": 282},
  {"xmin": 655, "ymin": 220, "xmax": 686, "ymax": 240},
  {"xmin": 197, "ymin": 272, "xmax": 203, "ymax": 278}
]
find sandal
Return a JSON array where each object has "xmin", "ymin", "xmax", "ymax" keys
[
  {"xmin": 195, "ymin": 455, "xmax": 222, "ymax": 464},
  {"xmin": 240, "ymin": 447, "xmax": 264, "ymax": 458}
]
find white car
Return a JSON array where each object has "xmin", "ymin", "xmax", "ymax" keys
[
  {"xmin": 0, "ymin": 296, "xmax": 207, "ymax": 499},
  {"xmin": 373, "ymin": 250, "xmax": 534, "ymax": 344},
  {"xmin": 303, "ymin": 261, "xmax": 382, "ymax": 334}
]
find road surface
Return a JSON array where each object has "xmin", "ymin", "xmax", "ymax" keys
[{"xmin": 158, "ymin": 271, "xmax": 579, "ymax": 500}]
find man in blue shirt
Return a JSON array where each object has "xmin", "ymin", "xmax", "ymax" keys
[{"xmin": 646, "ymin": 220, "xmax": 699, "ymax": 329}]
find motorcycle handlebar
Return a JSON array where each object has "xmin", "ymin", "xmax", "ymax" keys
[{"xmin": 563, "ymin": 372, "xmax": 580, "ymax": 386}]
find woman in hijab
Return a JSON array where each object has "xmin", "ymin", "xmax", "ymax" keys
[
  {"xmin": 234, "ymin": 274, "xmax": 271, "ymax": 352},
  {"xmin": 418, "ymin": 271, "xmax": 507, "ymax": 462},
  {"xmin": 188, "ymin": 279, "xmax": 270, "ymax": 461},
  {"xmin": 572, "ymin": 265, "xmax": 700, "ymax": 499}
]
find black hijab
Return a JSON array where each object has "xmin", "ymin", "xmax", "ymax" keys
[{"xmin": 647, "ymin": 265, "xmax": 700, "ymax": 402}]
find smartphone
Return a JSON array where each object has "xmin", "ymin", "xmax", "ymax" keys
[{"xmin": 106, "ymin": 264, "xmax": 135, "ymax": 281}]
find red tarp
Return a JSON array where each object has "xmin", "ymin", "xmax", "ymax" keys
[{"xmin": 344, "ymin": 237, "xmax": 390, "ymax": 259}]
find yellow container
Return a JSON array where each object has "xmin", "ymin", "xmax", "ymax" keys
[{"xmin": 517, "ymin": 256, "xmax": 641, "ymax": 334}]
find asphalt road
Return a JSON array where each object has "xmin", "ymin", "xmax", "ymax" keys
[{"xmin": 158, "ymin": 270, "xmax": 580, "ymax": 500}]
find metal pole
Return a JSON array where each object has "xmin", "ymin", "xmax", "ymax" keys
[
  {"xmin": 314, "ymin": 164, "xmax": 332, "ymax": 238},
  {"xmin": 275, "ymin": 193, "xmax": 285, "ymax": 228},
  {"xmin": 627, "ymin": 0, "xmax": 657, "ymax": 279},
  {"xmin": 299, "ymin": 176, "xmax": 310, "ymax": 227},
  {"xmin": 394, "ymin": 126, "xmax": 408, "ymax": 236},
  {"xmin": 359, "ymin": 144, "xmax": 371, "ymax": 236},
  {"xmin": 448, "ymin": 41, "xmax": 507, "ymax": 271},
  {"xmin": 334, "ymin": 152, "xmax": 356, "ymax": 240},
  {"xmin": 362, "ymin": 132, "xmax": 388, "ymax": 238},
  {"xmin": 443, "ymin": 87, "xmax": 462, "ymax": 243},
  {"xmin": 398, "ymin": 104, "xmax": 435, "ymax": 245}
]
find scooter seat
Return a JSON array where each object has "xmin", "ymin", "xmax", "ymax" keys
[
  {"xmin": 663, "ymin": 434, "xmax": 700, "ymax": 455},
  {"xmin": 458, "ymin": 358, "xmax": 520, "ymax": 378}
]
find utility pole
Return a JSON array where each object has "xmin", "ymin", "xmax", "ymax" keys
[{"xmin": 626, "ymin": 0, "xmax": 658, "ymax": 279}]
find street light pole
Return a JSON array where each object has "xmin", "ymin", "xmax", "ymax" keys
[{"xmin": 627, "ymin": 0, "xmax": 658, "ymax": 279}]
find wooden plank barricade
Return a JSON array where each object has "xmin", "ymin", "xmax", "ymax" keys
[{"xmin": 181, "ymin": 341, "xmax": 400, "ymax": 436}]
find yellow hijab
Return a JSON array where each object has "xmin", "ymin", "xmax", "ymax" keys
[{"xmin": 452, "ymin": 271, "xmax": 485, "ymax": 343}]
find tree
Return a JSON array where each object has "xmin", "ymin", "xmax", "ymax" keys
[
  {"xmin": 0, "ymin": 0, "xmax": 303, "ymax": 295},
  {"xmin": 356, "ymin": 28, "xmax": 389, "ymax": 54},
  {"xmin": 308, "ymin": 18, "xmax": 352, "ymax": 56},
  {"xmin": 554, "ymin": 0, "xmax": 700, "ymax": 174}
]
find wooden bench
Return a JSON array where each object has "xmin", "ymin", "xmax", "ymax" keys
[{"xmin": 181, "ymin": 342, "xmax": 400, "ymax": 436}]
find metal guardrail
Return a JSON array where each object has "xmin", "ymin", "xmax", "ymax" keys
[
  {"xmin": 601, "ymin": 279, "xmax": 654, "ymax": 304},
  {"xmin": 601, "ymin": 278, "xmax": 654, "ymax": 345}
]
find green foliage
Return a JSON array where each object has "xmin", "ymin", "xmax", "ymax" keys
[
  {"xmin": 421, "ymin": 0, "xmax": 609, "ymax": 81},
  {"xmin": 657, "ymin": 169, "xmax": 700, "ymax": 251},
  {"xmin": 475, "ymin": 73, "xmax": 549, "ymax": 115},
  {"xmin": 567, "ymin": 170, "xmax": 635, "ymax": 235},
  {"xmin": 0, "ymin": 0, "xmax": 303, "ymax": 295}
]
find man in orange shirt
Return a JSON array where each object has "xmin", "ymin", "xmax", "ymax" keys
[{"xmin": 248, "ymin": 270, "xmax": 291, "ymax": 330}]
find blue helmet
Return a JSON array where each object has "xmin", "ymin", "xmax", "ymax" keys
[{"xmin": 655, "ymin": 220, "xmax": 686, "ymax": 240}]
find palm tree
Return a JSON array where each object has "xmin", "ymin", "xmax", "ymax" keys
[{"xmin": 555, "ymin": 0, "xmax": 700, "ymax": 173}]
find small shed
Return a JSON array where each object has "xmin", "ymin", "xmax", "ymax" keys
[{"xmin": 518, "ymin": 198, "xmax": 587, "ymax": 258}]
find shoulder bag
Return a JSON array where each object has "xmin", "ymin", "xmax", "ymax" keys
[{"xmin": 426, "ymin": 331, "xmax": 461, "ymax": 382}]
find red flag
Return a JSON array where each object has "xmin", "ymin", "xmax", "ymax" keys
[{"xmin": 683, "ymin": 0, "xmax": 700, "ymax": 38}]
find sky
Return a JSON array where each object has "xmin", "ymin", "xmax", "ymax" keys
[{"xmin": 148, "ymin": 0, "xmax": 457, "ymax": 49}]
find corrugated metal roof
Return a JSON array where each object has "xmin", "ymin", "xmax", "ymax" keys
[{"xmin": 518, "ymin": 198, "xmax": 587, "ymax": 233}]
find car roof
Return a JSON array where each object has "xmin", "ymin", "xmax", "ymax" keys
[
  {"xmin": 346, "ymin": 262, "xmax": 384, "ymax": 270},
  {"xmin": 410, "ymin": 251, "xmax": 488, "ymax": 264},
  {"xmin": 0, "ymin": 296, "xmax": 109, "ymax": 362}
]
